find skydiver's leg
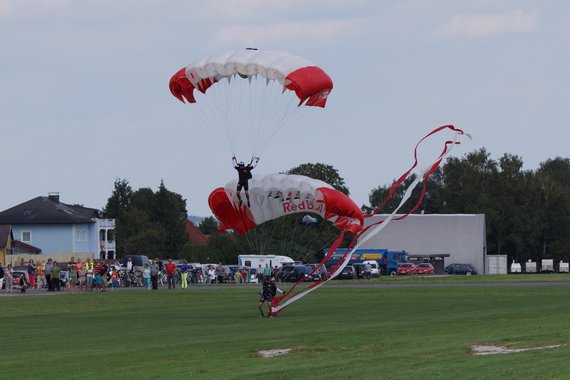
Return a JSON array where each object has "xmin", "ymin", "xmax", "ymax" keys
[
  {"xmin": 236, "ymin": 184, "xmax": 243, "ymax": 206},
  {"xmin": 244, "ymin": 182, "xmax": 251, "ymax": 207},
  {"xmin": 258, "ymin": 301, "xmax": 265, "ymax": 317}
]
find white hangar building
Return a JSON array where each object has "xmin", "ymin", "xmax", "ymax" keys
[{"xmin": 357, "ymin": 214, "xmax": 487, "ymax": 274}]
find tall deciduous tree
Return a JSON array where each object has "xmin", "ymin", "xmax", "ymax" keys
[
  {"xmin": 363, "ymin": 169, "xmax": 443, "ymax": 215},
  {"xmin": 286, "ymin": 162, "xmax": 350, "ymax": 195},
  {"xmin": 198, "ymin": 216, "xmax": 219, "ymax": 235},
  {"xmin": 103, "ymin": 179, "xmax": 188, "ymax": 259}
]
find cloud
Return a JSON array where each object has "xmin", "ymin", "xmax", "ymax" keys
[
  {"xmin": 437, "ymin": 9, "xmax": 539, "ymax": 37},
  {"xmin": 212, "ymin": 19, "xmax": 363, "ymax": 48}
]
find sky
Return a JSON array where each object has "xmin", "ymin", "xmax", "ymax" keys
[{"xmin": 1, "ymin": 0, "xmax": 568, "ymax": 218}]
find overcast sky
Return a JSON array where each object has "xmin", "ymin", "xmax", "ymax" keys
[{"xmin": 1, "ymin": 0, "xmax": 568, "ymax": 217}]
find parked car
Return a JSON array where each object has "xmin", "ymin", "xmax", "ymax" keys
[
  {"xmin": 248, "ymin": 268, "xmax": 259, "ymax": 284},
  {"xmin": 396, "ymin": 263, "xmax": 417, "ymax": 276},
  {"xmin": 334, "ymin": 265, "xmax": 357, "ymax": 280},
  {"xmin": 277, "ymin": 264, "xmax": 320, "ymax": 282},
  {"xmin": 306, "ymin": 263, "xmax": 328, "ymax": 280},
  {"xmin": 445, "ymin": 263, "xmax": 477, "ymax": 275},
  {"xmin": 416, "ymin": 263, "xmax": 435, "ymax": 275}
]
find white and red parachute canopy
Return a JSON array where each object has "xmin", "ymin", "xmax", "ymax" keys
[
  {"xmin": 208, "ymin": 174, "xmax": 363, "ymax": 235},
  {"xmin": 169, "ymin": 49, "xmax": 333, "ymax": 108}
]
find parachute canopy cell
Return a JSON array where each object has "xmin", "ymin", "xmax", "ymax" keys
[
  {"xmin": 208, "ymin": 174, "xmax": 363, "ymax": 235},
  {"xmin": 169, "ymin": 50, "xmax": 333, "ymax": 108}
]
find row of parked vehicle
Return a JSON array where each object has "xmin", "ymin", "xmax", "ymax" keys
[
  {"xmin": 394, "ymin": 262, "xmax": 478, "ymax": 276},
  {"xmin": 198, "ymin": 261, "xmax": 478, "ymax": 282}
]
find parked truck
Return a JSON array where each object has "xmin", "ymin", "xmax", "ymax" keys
[{"xmin": 323, "ymin": 248, "xmax": 408, "ymax": 276}]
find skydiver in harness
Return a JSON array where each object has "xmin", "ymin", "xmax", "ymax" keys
[
  {"xmin": 232, "ymin": 156, "xmax": 260, "ymax": 207},
  {"xmin": 258, "ymin": 276, "xmax": 283, "ymax": 318}
]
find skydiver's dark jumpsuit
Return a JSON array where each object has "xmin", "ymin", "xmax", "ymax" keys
[{"xmin": 233, "ymin": 157, "xmax": 259, "ymax": 207}]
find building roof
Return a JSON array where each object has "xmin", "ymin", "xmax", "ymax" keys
[
  {"xmin": 0, "ymin": 224, "xmax": 13, "ymax": 248},
  {"xmin": 13, "ymin": 239, "xmax": 42, "ymax": 254},
  {"xmin": 185, "ymin": 220, "xmax": 209, "ymax": 245},
  {"xmin": 0, "ymin": 194, "xmax": 100, "ymax": 225}
]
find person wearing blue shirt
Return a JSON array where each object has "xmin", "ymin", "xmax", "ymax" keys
[{"xmin": 180, "ymin": 261, "xmax": 189, "ymax": 289}]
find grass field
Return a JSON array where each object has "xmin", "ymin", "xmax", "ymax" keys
[{"xmin": 3, "ymin": 275, "xmax": 570, "ymax": 379}]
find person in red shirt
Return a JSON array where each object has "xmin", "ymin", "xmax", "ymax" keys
[{"xmin": 165, "ymin": 259, "xmax": 177, "ymax": 290}]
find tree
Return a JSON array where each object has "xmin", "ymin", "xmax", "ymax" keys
[
  {"xmin": 286, "ymin": 162, "xmax": 349, "ymax": 195},
  {"xmin": 530, "ymin": 159, "xmax": 570, "ymax": 260},
  {"xmin": 198, "ymin": 216, "xmax": 219, "ymax": 235},
  {"xmin": 363, "ymin": 169, "xmax": 443, "ymax": 215},
  {"xmin": 102, "ymin": 178, "xmax": 133, "ymax": 219},
  {"xmin": 103, "ymin": 179, "xmax": 189, "ymax": 259}
]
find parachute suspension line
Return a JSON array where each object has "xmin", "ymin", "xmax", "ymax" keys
[
  {"xmin": 250, "ymin": 75, "xmax": 265, "ymax": 158},
  {"xmin": 192, "ymin": 92, "xmax": 229, "ymax": 152},
  {"xmin": 193, "ymin": 77, "xmax": 237, "ymax": 156},
  {"xmin": 254, "ymin": 85, "xmax": 304, "ymax": 157}
]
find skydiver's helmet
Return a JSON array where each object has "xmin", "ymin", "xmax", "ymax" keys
[{"xmin": 238, "ymin": 161, "xmax": 245, "ymax": 167}]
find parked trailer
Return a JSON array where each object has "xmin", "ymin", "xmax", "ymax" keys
[{"xmin": 237, "ymin": 255, "xmax": 294, "ymax": 271}]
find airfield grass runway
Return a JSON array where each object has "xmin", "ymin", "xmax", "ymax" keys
[{"xmin": 3, "ymin": 275, "xmax": 570, "ymax": 379}]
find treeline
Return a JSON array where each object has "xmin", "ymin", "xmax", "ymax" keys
[
  {"xmin": 102, "ymin": 163, "xmax": 349, "ymax": 264},
  {"xmin": 102, "ymin": 179, "xmax": 252, "ymax": 263},
  {"xmin": 104, "ymin": 151, "xmax": 570, "ymax": 264},
  {"xmin": 364, "ymin": 149, "xmax": 570, "ymax": 262}
]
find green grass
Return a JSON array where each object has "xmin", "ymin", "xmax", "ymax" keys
[{"xmin": 3, "ymin": 277, "xmax": 570, "ymax": 379}]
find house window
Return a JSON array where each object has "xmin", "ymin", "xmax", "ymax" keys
[
  {"xmin": 21, "ymin": 231, "xmax": 32, "ymax": 243},
  {"xmin": 76, "ymin": 230, "xmax": 87, "ymax": 242}
]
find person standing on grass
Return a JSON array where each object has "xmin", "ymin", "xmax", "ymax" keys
[
  {"xmin": 234, "ymin": 269, "xmax": 243, "ymax": 284},
  {"xmin": 180, "ymin": 260, "xmax": 189, "ymax": 289},
  {"xmin": 110, "ymin": 269, "xmax": 120, "ymax": 290},
  {"xmin": 142, "ymin": 263, "xmax": 151, "ymax": 290},
  {"xmin": 126, "ymin": 256, "xmax": 134, "ymax": 274},
  {"xmin": 77, "ymin": 265, "xmax": 85, "ymax": 292},
  {"xmin": 69, "ymin": 264, "xmax": 78, "ymax": 294},
  {"xmin": 0, "ymin": 262, "xmax": 5, "ymax": 291},
  {"xmin": 51, "ymin": 261, "xmax": 61, "ymax": 292},
  {"xmin": 150, "ymin": 260, "xmax": 160, "ymax": 290},
  {"xmin": 37, "ymin": 260, "xmax": 46, "ymax": 289},
  {"xmin": 44, "ymin": 259, "xmax": 53, "ymax": 291},
  {"xmin": 27, "ymin": 259, "xmax": 36, "ymax": 289},
  {"xmin": 165, "ymin": 259, "xmax": 177, "ymax": 290},
  {"xmin": 208, "ymin": 266, "xmax": 216, "ymax": 284},
  {"xmin": 263, "ymin": 264, "xmax": 271, "ymax": 280},
  {"xmin": 5, "ymin": 264, "xmax": 14, "ymax": 293},
  {"xmin": 99, "ymin": 262, "xmax": 109, "ymax": 290},
  {"xmin": 85, "ymin": 263, "xmax": 94, "ymax": 291},
  {"xmin": 216, "ymin": 263, "xmax": 226, "ymax": 284},
  {"xmin": 19, "ymin": 274, "xmax": 27, "ymax": 293}
]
